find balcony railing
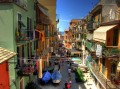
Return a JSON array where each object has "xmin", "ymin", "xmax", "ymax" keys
[
  {"xmin": 93, "ymin": 22, "xmax": 99, "ymax": 29},
  {"xmin": 0, "ymin": 0, "xmax": 27, "ymax": 9},
  {"xmin": 37, "ymin": 17, "xmax": 50, "ymax": 24},
  {"xmin": 102, "ymin": 47, "xmax": 120, "ymax": 57},
  {"xmin": 90, "ymin": 63, "xmax": 119, "ymax": 89},
  {"xmin": 16, "ymin": 29, "xmax": 35, "ymax": 42},
  {"xmin": 87, "ymin": 21, "xmax": 93, "ymax": 30},
  {"xmin": 102, "ymin": 10, "xmax": 120, "ymax": 23},
  {"xmin": 16, "ymin": 64, "xmax": 34, "ymax": 76}
]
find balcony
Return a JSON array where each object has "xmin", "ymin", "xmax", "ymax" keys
[
  {"xmin": 90, "ymin": 64, "xmax": 119, "ymax": 89},
  {"xmin": 16, "ymin": 29, "xmax": 35, "ymax": 42},
  {"xmin": 45, "ymin": 27, "xmax": 50, "ymax": 38},
  {"xmin": 102, "ymin": 47, "xmax": 120, "ymax": 58},
  {"xmin": 102, "ymin": 10, "xmax": 119, "ymax": 23},
  {"xmin": 37, "ymin": 17, "xmax": 50, "ymax": 25},
  {"xmin": 0, "ymin": 0, "xmax": 27, "ymax": 9},
  {"xmin": 93, "ymin": 22, "xmax": 99, "ymax": 29},
  {"xmin": 15, "ymin": 56, "xmax": 39, "ymax": 76},
  {"xmin": 16, "ymin": 64, "xmax": 34, "ymax": 76},
  {"xmin": 87, "ymin": 21, "xmax": 93, "ymax": 30},
  {"xmin": 86, "ymin": 41, "xmax": 92, "ymax": 51}
]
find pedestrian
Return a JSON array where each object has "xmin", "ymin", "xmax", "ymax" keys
[
  {"xmin": 58, "ymin": 63, "xmax": 60, "ymax": 71},
  {"xmin": 64, "ymin": 81, "xmax": 68, "ymax": 89},
  {"xmin": 69, "ymin": 77, "xmax": 72, "ymax": 84},
  {"xmin": 68, "ymin": 68, "xmax": 71, "ymax": 76},
  {"xmin": 67, "ymin": 63, "xmax": 70, "ymax": 68}
]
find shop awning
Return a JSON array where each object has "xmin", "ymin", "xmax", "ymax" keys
[
  {"xmin": 0, "ymin": 47, "xmax": 16, "ymax": 63},
  {"xmin": 117, "ymin": 62, "xmax": 120, "ymax": 71},
  {"xmin": 93, "ymin": 25, "xmax": 117, "ymax": 43}
]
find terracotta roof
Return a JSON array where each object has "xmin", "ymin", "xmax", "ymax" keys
[{"xmin": 0, "ymin": 47, "xmax": 16, "ymax": 63}]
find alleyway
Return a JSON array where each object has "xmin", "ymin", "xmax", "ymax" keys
[{"xmin": 37, "ymin": 60, "xmax": 97, "ymax": 89}]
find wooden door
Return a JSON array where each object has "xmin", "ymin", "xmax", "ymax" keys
[{"xmin": 0, "ymin": 62, "xmax": 10, "ymax": 89}]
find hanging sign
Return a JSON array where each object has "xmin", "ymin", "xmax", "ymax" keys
[{"xmin": 96, "ymin": 44, "xmax": 102, "ymax": 57}]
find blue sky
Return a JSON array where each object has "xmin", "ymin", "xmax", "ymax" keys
[{"xmin": 56, "ymin": 0, "xmax": 99, "ymax": 32}]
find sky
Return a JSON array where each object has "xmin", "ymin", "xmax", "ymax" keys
[{"xmin": 56, "ymin": 0, "xmax": 99, "ymax": 32}]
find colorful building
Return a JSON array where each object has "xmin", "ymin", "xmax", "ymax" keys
[
  {"xmin": 36, "ymin": 0, "xmax": 57, "ymax": 78},
  {"xmin": 85, "ymin": 0, "xmax": 120, "ymax": 89},
  {"xmin": 0, "ymin": 0, "xmax": 37, "ymax": 89},
  {"xmin": 0, "ymin": 47, "xmax": 16, "ymax": 89}
]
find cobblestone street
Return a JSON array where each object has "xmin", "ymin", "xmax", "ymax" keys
[{"xmin": 37, "ymin": 61, "xmax": 97, "ymax": 89}]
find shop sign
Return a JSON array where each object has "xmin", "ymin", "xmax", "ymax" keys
[{"xmin": 96, "ymin": 44, "xmax": 102, "ymax": 57}]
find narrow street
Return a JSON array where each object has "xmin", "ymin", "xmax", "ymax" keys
[{"xmin": 37, "ymin": 58, "xmax": 97, "ymax": 89}]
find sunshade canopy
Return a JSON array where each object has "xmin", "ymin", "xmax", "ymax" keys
[{"xmin": 93, "ymin": 25, "xmax": 117, "ymax": 43}]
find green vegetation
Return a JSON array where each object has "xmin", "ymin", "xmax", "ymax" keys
[{"xmin": 75, "ymin": 68, "xmax": 85, "ymax": 82}]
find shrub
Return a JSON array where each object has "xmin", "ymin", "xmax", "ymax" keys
[{"xmin": 75, "ymin": 68, "xmax": 85, "ymax": 82}]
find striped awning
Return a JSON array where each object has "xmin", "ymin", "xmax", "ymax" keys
[
  {"xmin": 93, "ymin": 25, "xmax": 117, "ymax": 43},
  {"xmin": 0, "ymin": 47, "xmax": 16, "ymax": 63}
]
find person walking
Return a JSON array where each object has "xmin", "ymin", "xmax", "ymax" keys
[{"xmin": 68, "ymin": 68, "xmax": 71, "ymax": 77}]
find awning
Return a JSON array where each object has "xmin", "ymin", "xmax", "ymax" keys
[
  {"xmin": 0, "ymin": 47, "xmax": 16, "ymax": 63},
  {"xmin": 38, "ymin": 6, "xmax": 49, "ymax": 16},
  {"xmin": 93, "ymin": 25, "xmax": 117, "ymax": 43},
  {"xmin": 117, "ymin": 62, "xmax": 120, "ymax": 71},
  {"xmin": 69, "ymin": 49, "xmax": 81, "ymax": 55}
]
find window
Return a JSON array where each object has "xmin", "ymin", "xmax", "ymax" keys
[
  {"xmin": 22, "ymin": 45, "xmax": 24, "ymax": 58},
  {"xmin": 113, "ymin": 29, "xmax": 118, "ymax": 46},
  {"xmin": 27, "ymin": 43, "xmax": 30, "ymax": 58},
  {"xmin": 18, "ymin": 13, "xmax": 22, "ymax": 30},
  {"xmin": 22, "ymin": 45, "xmax": 24, "ymax": 64},
  {"xmin": 17, "ymin": 47, "xmax": 20, "ymax": 66},
  {"xmin": 27, "ymin": 17, "xmax": 32, "ymax": 39},
  {"xmin": 34, "ymin": 2, "xmax": 36, "ymax": 10},
  {"xmin": 102, "ymin": 58, "xmax": 106, "ymax": 74},
  {"xmin": 111, "ymin": 63, "xmax": 116, "ymax": 74}
]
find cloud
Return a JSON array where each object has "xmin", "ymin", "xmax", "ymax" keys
[{"xmin": 60, "ymin": 19, "xmax": 70, "ymax": 22}]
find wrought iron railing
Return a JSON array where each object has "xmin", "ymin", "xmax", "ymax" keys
[
  {"xmin": 16, "ymin": 29, "xmax": 35, "ymax": 41},
  {"xmin": 102, "ymin": 48, "xmax": 120, "ymax": 57},
  {"xmin": 93, "ymin": 22, "xmax": 99, "ymax": 29},
  {"xmin": 37, "ymin": 17, "xmax": 50, "ymax": 24},
  {"xmin": 102, "ymin": 10, "xmax": 120, "ymax": 23},
  {"xmin": 89, "ymin": 61, "xmax": 120, "ymax": 89},
  {"xmin": 17, "ymin": 65, "xmax": 34, "ymax": 76}
]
